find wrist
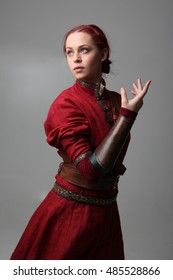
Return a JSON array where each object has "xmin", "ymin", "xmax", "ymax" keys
[{"xmin": 120, "ymin": 107, "xmax": 138, "ymax": 119}]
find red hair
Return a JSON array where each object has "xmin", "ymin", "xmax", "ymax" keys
[{"xmin": 63, "ymin": 24, "xmax": 111, "ymax": 74}]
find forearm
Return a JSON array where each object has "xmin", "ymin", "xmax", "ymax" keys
[{"xmin": 89, "ymin": 108, "xmax": 137, "ymax": 174}]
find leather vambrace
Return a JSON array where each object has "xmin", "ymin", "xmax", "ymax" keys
[{"xmin": 90, "ymin": 113, "xmax": 136, "ymax": 175}]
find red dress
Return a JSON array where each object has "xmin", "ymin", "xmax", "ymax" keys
[{"xmin": 10, "ymin": 80, "xmax": 130, "ymax": 260}]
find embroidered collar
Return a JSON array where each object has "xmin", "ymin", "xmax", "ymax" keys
[
  {"xmin": 78, "ymin": 78, "xmax": 106, "ymax": 100},
  {"xmin": 77, "ymin": 78, "xmax": 114, "ymax": 126}
]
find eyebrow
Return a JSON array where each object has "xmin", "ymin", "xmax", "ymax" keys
[{"xmin": 65, "ymin": 44, "xmax": 90, "ymax": 50}]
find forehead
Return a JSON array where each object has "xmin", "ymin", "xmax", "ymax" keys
[{"xmin": 65, "ymin": 31, "xmax": 94, "ymax": 48}]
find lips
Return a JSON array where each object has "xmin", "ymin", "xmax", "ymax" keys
[{"xmin": 73, "ymin": 66, "xmax": 84, "ymax": 72}]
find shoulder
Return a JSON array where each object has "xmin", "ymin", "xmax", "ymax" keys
[
  {"xmin": 106, "ymin": 89, "xmax": 121, "ymax": 106},
  {"xmin": 47, "ymin": 85, "xmax": 81, "ymax": 116},
  {"xmin": 106, "ymin": 89, "xmax": 120, "ymax": 97},
  {"xmin": 51, "ymin": 85, "xmax": 75, "ymax": 106},
  {"xmin": 45, "ymin": 84, "xmax": 84, "ymax": 124}
]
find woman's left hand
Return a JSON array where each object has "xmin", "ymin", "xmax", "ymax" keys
[{"xmin": 121, "ymin": 78, "xmax": 151, "ymax": 113}]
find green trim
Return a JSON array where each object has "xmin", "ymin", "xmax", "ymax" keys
[{"xmin": 90, "ymin": 153, "xmax": 108, "ymax": 175}]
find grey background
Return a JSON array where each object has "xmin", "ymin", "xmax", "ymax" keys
[{"xmin": 0, "ymin": 0, "xmax": 173, "ymax": 259}]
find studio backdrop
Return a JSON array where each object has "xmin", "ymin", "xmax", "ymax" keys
[{"xmin": 0, "ymin": 0, "xmax": 173, "ymax": 259}]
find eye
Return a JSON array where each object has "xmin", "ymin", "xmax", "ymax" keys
[
  {"xmin": 80, "ymin": 47, "xmax": 89, "ymax": 54},
  {"xmin": 66, "ymin": 50, "xmax": 73, "ymax": 57}
]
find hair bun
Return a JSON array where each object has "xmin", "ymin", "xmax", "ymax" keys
[{"xmin": 102, "ymin": 58, "xmax": 112, "ymax": 74}]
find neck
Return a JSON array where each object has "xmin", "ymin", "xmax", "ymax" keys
[
  {"xmin": 78, "ymin": 78, "xmax": 105, "ymax": 88},
  {"xmin": 78, "ymin": 78, "xmax": 106, "ymax": 100}
]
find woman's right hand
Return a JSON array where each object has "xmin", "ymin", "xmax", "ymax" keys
[{"xmin": 120, "ymin": 78, "xmax": 151, "ymax": 113}]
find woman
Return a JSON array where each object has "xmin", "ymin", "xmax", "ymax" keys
[{"xmin": 11, "ymin": 24, "xmax": 151, "ymax": 260}]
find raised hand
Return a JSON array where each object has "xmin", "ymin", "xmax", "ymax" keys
[{"xmin": 120, "ymin": 78, "xmax": 151, "ymax": 113}]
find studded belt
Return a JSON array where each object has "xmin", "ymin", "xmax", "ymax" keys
[{"xmin": 52, "ymin": 183, "xmax": 118, "ymax": 207}]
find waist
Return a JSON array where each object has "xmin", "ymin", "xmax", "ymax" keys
[
  {"xmin": 57, "ymin": 162, "xmax": 120, "ymax": 191},
  {"xmin": 52, "ymin": 182, "xmax": 118, "ymax": 206}
]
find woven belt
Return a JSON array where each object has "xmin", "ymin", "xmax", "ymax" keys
[{"xmin": 52, "ymin": 183, "xmax": 117, "ymax": 207}]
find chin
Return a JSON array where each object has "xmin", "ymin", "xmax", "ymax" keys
[
  {"xmin": 74, "ymin": 73, "xmax": 86, "ymax": 79},
  {"xmin": 74, "ymin": 73, "xmax": 93, "ymax": 82}
]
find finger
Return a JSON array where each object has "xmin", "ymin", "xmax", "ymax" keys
[
  {"xmin": 137, "ymin": 78, "xmax": 142, "ymax": 90},
  {"xmin": 142, "ymin": 80, "xmax": 152, "ymax": 96},
  {"xmin": 131, "ymin": 90, "xmax": 137, "ymax": 96},
  {"xmin": 132, "ymin": 82, "xmax": 138, "ymax": 92},
  {"xmin": 120, "ymin": 87, "xmax": 128, "ymax": 104}
]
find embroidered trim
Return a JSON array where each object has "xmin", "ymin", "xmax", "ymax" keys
[
  {"xmin": 78, "ymin": 78, "xmax": 114, "ymax": 126},
  {"xmin": 74, "ymin": 151, "xmax": 92, "ymax": 166},
  {"xmin": 52, "ymin": 183, "xmax": 117, "ymax": 207},
  {"xmin": 78, "ymin": 78, "xmax": 105, "ymax": 91}
]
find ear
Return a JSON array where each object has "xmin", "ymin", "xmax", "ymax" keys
[{"xmin": 101, "ymin": 48, "xmax": 109, "ymax": 62}]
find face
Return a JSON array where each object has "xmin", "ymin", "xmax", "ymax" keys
[{"xmin": 65, "ymin": 31, "xmax": 108, "ymax": 83}]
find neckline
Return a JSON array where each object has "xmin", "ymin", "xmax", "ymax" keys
[
  {"xmin": 78, "ymin": 79, "xmax": 99, "ymax": 89},
  {"xmin": 76, "ymin": 79, "xmax": 114, "ymax": 126},
  {"xmin": 77, "ymin": 78, "xmax": 106, "ymax": 99}
]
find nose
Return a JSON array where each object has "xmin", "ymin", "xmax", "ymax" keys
[{"xmin": 73, "ymin": 52, "xmax": 82, "ymax": 63}]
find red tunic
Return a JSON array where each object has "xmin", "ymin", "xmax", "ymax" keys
[{"xmin": 10, "ymin": 80, "xmax": 130, "ymax": 260}]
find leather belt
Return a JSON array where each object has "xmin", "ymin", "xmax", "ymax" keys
[
  {"xmin": 58, "ymin": 162, "xmax": 120, "ymax": 191},
  {"xmin": 52, "ymin": 183, "xmax": 118, "ymax": 206}
]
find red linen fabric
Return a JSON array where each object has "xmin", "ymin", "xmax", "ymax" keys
[
  {"xmin": 11, "ymin": 80, "xmax": 130, "ymax": 260},
  {"xmin": 11, "ymin": 179, "xmax": 124, "ymax": 260}
]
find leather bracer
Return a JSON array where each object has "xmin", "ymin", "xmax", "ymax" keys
[{"xmin": 90, "ymin": 114, "xmax": 136, "ymax": 174}]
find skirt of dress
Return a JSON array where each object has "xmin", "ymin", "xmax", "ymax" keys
[{"xmin": 10, "ymin": 177, "xmax": 124, "ymax": 260}]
